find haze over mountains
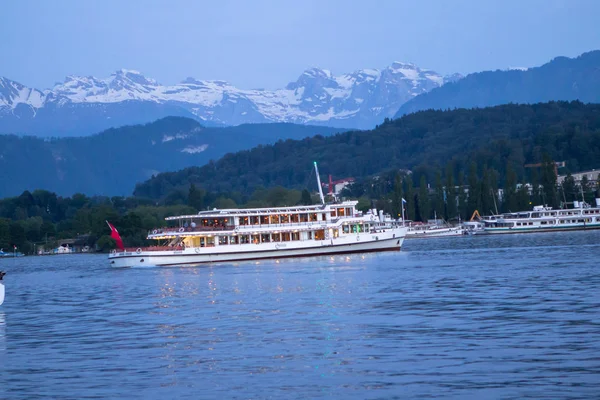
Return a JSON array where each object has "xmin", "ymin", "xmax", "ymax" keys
[
  {"xmin": 0, "ymin": 118, "xmax": 345, "ymax": 197},
  {"xmin": 0, "ymin": 62, "xmax": 460, "ymax": 136}
]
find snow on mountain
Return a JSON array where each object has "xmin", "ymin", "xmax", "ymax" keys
[
  {"xmin": 0, "ymin": 77, "xmax": 46, "ymax": 110},
  {"xmin": 0, "ymin": 63, "xmax": 461, "ymax": 134}
]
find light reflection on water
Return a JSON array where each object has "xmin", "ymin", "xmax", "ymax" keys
[{"xmin": 0, "ymin": 231, "xmax": 599, "ymax": 399}]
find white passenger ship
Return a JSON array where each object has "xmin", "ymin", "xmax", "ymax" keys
[
  {"xmin": 108, "ymin": 201, "xmax": 406, "ymax": 268},
  {"xmin": 483, "ymin": 199, "xmax": 600, "ymax": 234},
  {"xmin": 109, "ymin": 164, "xmax": 406, "ymax": 267}
]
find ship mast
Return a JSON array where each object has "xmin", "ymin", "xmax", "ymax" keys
[{"xmin": 314, "ymin": 162, "xmax": 325, "ymax": 205}]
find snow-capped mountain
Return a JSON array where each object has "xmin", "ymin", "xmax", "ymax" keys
[{"xmin": 0, "ymin": 64, "xmax": 461, "ymax": 136}]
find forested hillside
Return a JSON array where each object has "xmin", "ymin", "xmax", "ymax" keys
[
  {"xmin": 134, "ymin": 101, "xmax": 600, "ymax": 199},
  {"xmin": 0, "ymin": 117, "xmax": 345, "ymax": 197}
]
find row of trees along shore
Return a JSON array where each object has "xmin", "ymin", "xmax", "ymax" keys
[
  {"xmin": 0, "ymin": 185, "xmax": 314, "ymax": 254},
  {"xmin": 1, "ymin": 158, "xmax": 599, "ymax": 254}
]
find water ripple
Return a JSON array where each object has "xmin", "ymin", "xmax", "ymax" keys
[{"xmin": 0, "ymin": 231, "xmax": 599, "ymax": 399}]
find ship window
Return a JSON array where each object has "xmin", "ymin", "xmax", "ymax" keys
[
  {"xmin": 291, "ymin": 214, "xmax": 299, "ymax": 223},
  {"xmin": 343, "ymin": 225, "xmax": 350, "ymax": 234},
  {"xmin": 251, "ymin": 234, "xmax": 260, "ymax": 244},
  {"xmin": 230, "ymin": 236, "xmax": 239, "ymax": 244},
  {"xmin": 206, "ymin": 237, "xmax": 215, "ymax": 247},
  {"xmin": 281, "ymin": 214, "xmax": 289, "ymax": 224},
  {"xmin": 261, "ymin": 216, "xmax": 270, "ymax": 225},
  {"xmin": 346, "ymin": 208, "xmax": 353, "ymax": 216},
  {"xmin": 282, "ymin": 232, "xmax": 291, "ymax": 241},
  {"xmin": 337, "ymin": 208, "xmax": 345, "ymax": 216},
  {"xmin": 261, "ymin": 234, "xmax": 271, "ymax": 243},
  {"xmin": 309, "ymin": 213, "xmax": 318, "ymax": 222},
  {"xmin": 219, "ymin": 236, "xmax": 228, "ymax": 245},
  {"xmin": 333, "ymin": 229, "xmax": 339, "ymax": 238},
  {"xmin": 240, "ymin": 235, "xmax": 250, "ymax": 244},
  {"xmin": 541, "ymin": 221, "xmax": 546, "ymax": 225},
  {"xmin": 331, "ymin": 210, "xmax": 337, "ymax": 217},
  {"xmin": 240, "ymin": 217, "xmax": 249, "ymax": 226},
  {"xmin": 250, "ymin": 216, "xmax": 260, "ymax": 225},
  {"xmin": 270, "ymin": 215, "xmax": 279, "ymax": 224},
  {"xmin": 307, "ymin": 231, "xmax": 313, "ymax": 239},
  {"xmin": 300, "ymin": 214, "xmax": 308, "ymax": 222},
  {"xmin": 272, "ymin": 233, "xmax": 281, "ymax": 242},
  {"xmin": 291, "ymin": 232, "xmax": 300, "ymax": 241},
  {"xmin": 314, "ymin": 230, "xmax": 325, "ymax": 240}
]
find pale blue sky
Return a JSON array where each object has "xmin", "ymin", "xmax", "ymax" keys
[{"xmin": 1, "ymin": 0, "xmax": 599, "ymax": 89}]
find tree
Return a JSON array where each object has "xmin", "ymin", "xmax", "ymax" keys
[
  {"xmin": 516, "ymin": 183, "xmax": 530, "ymax": 211},
  {"xmin": 9, "ymin": 221, "xmax": 28, "ymax": 252},
  {"xmin": 299, "ymin": 189, "xmax": 313, "ymax": 205},
  {"xmin": 540, "ymin": 156, "xmax": 558, "ymax": 208},
  {"xmin": 467, "ymin": 162, "xmax": 480, "ymax": 216},
  {"xmin": 418, "ymin": 176, "xmax": 430, "ymax": 222},
  {"xmin": 480, "ymin": 167, "xmax": 493, "ymax": 215},
  {"xmin": 504, "ymin": 163, "xmax": 518, "ymax": 212},
  {"xmin": 0, "ymin": 218, "xmax": 10, "ymax": 250},
  {"xmin": 433, "ymin": 172, "xmax": 444, "ymax": 220},
  {"xmin": 391, "ymin": 173, "xmax": 404, "ymax": 220},
  {"xmin": 445, "ymin": 162, "xmax": 457, "ymax": 220},
  {"xmin": 404, "ymin": 175, "xmax": 415, "ymax": 221},
  {"xmin": 188, "ymin": 183, "xmax": 205, "ymax": 210},
  {"xmin": 457, "ymin": 172, "xmax": 468, "ymax": 220},
  {"xmin": 560, "ymin": 173, "xmax": 576, "ymax": 204},
  {"xmin": 96, "ymin": 235, "xmax": 116, "ymax": 252},
  {"xmin": 580, "ymin": 175, "xmax": 590, "ymax": 203},
  {"xmin": 214, "ymin": 197, "xmax": 237, "ymax": 209}
]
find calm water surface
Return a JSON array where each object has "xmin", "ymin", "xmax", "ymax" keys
[{"xmin": 0, "ymin": 231, "xmax": 599, "ymax": 399}]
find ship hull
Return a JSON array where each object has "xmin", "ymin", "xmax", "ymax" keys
[
  {"xmin": 484, "ymin": 223, "xmax": 600, "ymax": 234},
  {"xmin": 109, "ymin": 232, "xmax": 404, "ymax": 268}
]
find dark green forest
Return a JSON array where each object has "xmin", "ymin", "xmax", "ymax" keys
[{"xmin": 134, "ymin": 101, "xmax": 600, "ymax": 199}]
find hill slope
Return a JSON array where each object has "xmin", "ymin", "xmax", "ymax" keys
[
  {"xmin": 134, "ymin": 101, "xmax": 600, "ymax": 199},
  {"xmin": 0, "ymin": 118, "xmax": 346, "ymax": 197},
  {"xmin": 394, "ymin": 50, "xmax": 600, "ymax": 117}
]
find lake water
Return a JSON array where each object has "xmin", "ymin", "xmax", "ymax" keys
[{"xmin": 1, "ymin": 231, "xmax": 599, "ymax": 399}]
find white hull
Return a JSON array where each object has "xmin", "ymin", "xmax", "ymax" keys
[
  {"xmin": 0, "ymin": 283, "xmax": 4, "ymax": 306},
  {"xmin": 484, "ymin": 222, "xmax": 600, "ymax": 234},
  {"xmin": 405, "ymin": 227, "xmax": 465, "ymax": 239},
  {"xmin": 109, "ymin": 229, "xmax": 405, "ymax": 268}
]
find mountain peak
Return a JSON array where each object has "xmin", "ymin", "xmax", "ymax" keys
[
  {"xmin": 390, "ymin": 61, "xmax": 417, "ymax": 70},
  {"xmin": 302, "ymin": 67, "xmax": 332, "ymax": 79},
  {"xmin": 110, "ymin": 69, "xmax": 158, "ymax": 86}
]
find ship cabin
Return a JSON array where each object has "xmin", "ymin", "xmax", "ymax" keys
[{"xmin": 147, "ymin": 201, "xmax": 378, "ymax": 248}]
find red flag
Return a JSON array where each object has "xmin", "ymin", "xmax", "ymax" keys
[{"xmin": 106, "ymin": 221, "xmax": 125, "ymax": 250}]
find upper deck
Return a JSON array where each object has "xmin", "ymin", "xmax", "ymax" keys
[
  {"xmin": 165, "ymin": 201, "xmax": 359, "ymax": 221},
  {"xmin": 149, "ymin": 201, "xmax": 363, "ymax": 239}
]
